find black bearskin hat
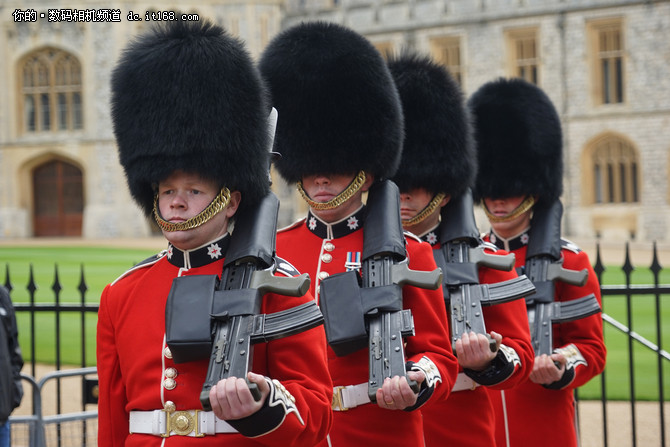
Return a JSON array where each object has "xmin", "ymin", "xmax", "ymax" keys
[
  {"xmin": 388, "ymin": 52, "xmax": 476, "ymax": 198},
  {"xmin": 258, "ymin": 21, "xmax": 403, "ymax": 183},
  {"xmin": 111, "ymin": 19, "xmax": 270, "ymax": 215},
  {"xmin": 468, "ymin": 78, "xmax": 563, "ymax": 203}
]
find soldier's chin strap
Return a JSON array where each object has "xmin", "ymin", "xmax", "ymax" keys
[
  {"xmin": 482, "ymin": 195, "xmax": 535, "ymax": 223},
  {"xmin": 153, "ymin": 187, "xmax": 232, "ymax": 232},
  {"xmin": 402, "ymin": 193, "xmax": 446, "ymax": 227},
  {"xmin": 296, "ymin": 170, "xmax": 367, "ymax": 210}
]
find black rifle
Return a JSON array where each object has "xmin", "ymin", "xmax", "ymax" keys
[
  {"xmin": 319, "ymin": 180, "xmax": 442, "ymax": 402},
  {"xmin": 525, "ymin": 199, "xmax": 601, "ymax": 359},
  {"xmin": 165, "ymin": 109, "xmax": 324, "ymax": 410},
  {"xmin": 198, "ymin": 192, "xmax": 322, "ymax": 409},
  {"xmin": 432, "ymin": 189, "xmax": 536, "ymax": 352}
]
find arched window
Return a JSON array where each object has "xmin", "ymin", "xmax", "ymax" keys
[
  {"xmin": 590, "ymin": 136, "xmax": 639, "ymax": 204},
  {"xmin": 20, "ymin": 48, "xmax": 83, "ymax": 133}
]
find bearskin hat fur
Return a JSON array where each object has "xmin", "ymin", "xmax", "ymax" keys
[
  {"xmin": 388, "ymin": 52, "xmax": 476, "ymax": 198},
  {"xmin": 468, "ymin": 77, "xmax": 563, "ymax": 203},
  {"xmin": 111, "ymin": 19, "xmax": 270, "ymax": 215},
  {"xmin": 258, "ymin": 21, "xmax": 404, "ymax": 183}
]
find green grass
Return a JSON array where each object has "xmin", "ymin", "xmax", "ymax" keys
[
  {"xmin": 1, "ymin": 245, "xmax": 160, "ymax": 366},
  {"xmin": 577, "ymin": 264, "xmax": 670, "ymax": 402},
  {"xmin": 1, "ymin": 245, "xmax": 669, "ymax": 401}
]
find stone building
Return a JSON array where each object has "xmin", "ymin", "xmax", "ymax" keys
[
  {"xmin": 0, "ymin": 0, "xmax": 668, "ymax": 241},
  {"xmin": 284, "ymin": 0, "xmax": 670, "ymax": 242},
  {"xmin": 0, "ymin": 0, "xmax": 285, "ymax": 238}
]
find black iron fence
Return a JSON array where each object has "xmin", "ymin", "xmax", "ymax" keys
[
  {"xmin": 581, "ymin": 242, "xmax": 669, "ymax": 447},
  {"xmin": 2, "ymin": 242, "xmax": 669, "ymax": 447}
]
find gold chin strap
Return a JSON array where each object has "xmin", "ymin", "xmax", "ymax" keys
[
  {"xmin": 482, "ymin": 195, "xmax": 535, "ymax": 223},
  {"xmin": 402, "ymin": 193, "xmax": 446, "ymax": 227},
  {"xmin": 153, "ymin": 187, "xmax": 231, "ymax": 232},
  {"xmin": 296, "ymin": 171, "xmax": 367, "ymax": 211}
]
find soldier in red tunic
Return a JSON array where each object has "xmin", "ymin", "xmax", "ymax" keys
[
  {"xmin": 259, "ymin": 22, "xmax": 459, "ymax": 447},
  {"xmin": 468, "ymin": 78, "xmax": 607, "ymax": 447},
  {"xmin": 387, "ymin": 53, "xmax": 534, "ymax": 447},
  {"xmin": 96, "ymin": 20, "xmax": 333, "ymax": 447}
]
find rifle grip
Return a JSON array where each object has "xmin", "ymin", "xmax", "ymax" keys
[
  {"xmin": 559, "ymin": 267, "xmax": 588, "ymax": 287},
  {"xmin": 395, "ymin": 265, "xmax": 442, "ymax": 290},
  {"xmin": 472, "ymin": 248, "xmax": 515, "ymax": 272},
  {"xmin": 545, "ymin": 261, "xmax": 588, "ymax": 287},
  {"xmin": 200, "ymin": 388, "xmax": 213, "ymax": 411},
  {"xmin": 248, "ymin": 381, "xmax": 262, "ymax": 402},
  {"xmin": 200, "ymin": 380, "xmax": 262, "ymax": 411},
  {"xmin": 253, "ymin": 271, "xmax": 311, "ymax": 297},
  {"xmin": 408, "ymin": 378, "xmax": 420, "ymax": 394},
  {"xmin": 486, "ymin": 333, "xmax": 497, "ymax": 353}
]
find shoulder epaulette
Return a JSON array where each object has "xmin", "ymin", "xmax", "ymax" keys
[
  {"xmin": 561, "ymin": 238, "xmax": 582, "ymax": 254},
  {"xmin": 274, "ymin": 256, "xmax": 300, "ymax": 277},
  {"xmin": 110, "ymin": 250, "xmax": 167, "ymax": 286},
  {"xmin": 277, "ymin": 218, "xmax": 306, "ymax": 233}
]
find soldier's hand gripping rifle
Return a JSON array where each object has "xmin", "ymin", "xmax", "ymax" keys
[
  {"xmin": 432, "ymin": 189, "xmax": 536, "ymax": 352},
  {"xmin": 164, "ymin": 109, "xmax": 323, "ymax": 410},
  {"xmin": 525, "ymin": 199, "xmax": 601, "ymax": 361},
  {"xmin": 319, "ymin": 180, "xmax": 442, "ymax": 402},
  {"xmin": 198, "ymin": 191, "xmax": 323, "ymax": 410}
]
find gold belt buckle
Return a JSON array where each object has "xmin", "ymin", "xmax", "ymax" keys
[
  {"xmin": 332, "ymin": 386, "xmax": 349, "ymax": 411},
  {"xmin": 162, "ymin": 409, "xmax": 205, "ymax": 437}
]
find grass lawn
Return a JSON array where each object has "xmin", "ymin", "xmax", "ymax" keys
[
  {"xmin": 1, "ymin": 245, "xmax": 160, "ymax": 367},
  {"xmin": 1, "ymin": 244, "xmax": 669, "ymax": 401},
  {"xmin": 577, "ymin": 266, "xmax": 670, "ymax": 401}
]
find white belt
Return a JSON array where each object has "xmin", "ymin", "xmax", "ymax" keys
[
  {"xmin": 332, "ymin": 383, "xmax": 371, "ymax": 411},
  {"xmin": 452, "ymin": 372, "xmax": 479, "ymax": 392},
  {"xmin": 129, "ymin": 410, "xmax": 238, "ymax": 437}
]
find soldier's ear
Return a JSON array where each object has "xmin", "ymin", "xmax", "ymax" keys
[
  {"xmin": 225, "ymin": 191, "xmax": 242, "ymax": 218},
  {"xmin": 361, "ymin": 172, "xmax": 375, "ymax": 192},
  {"xmin": 440, "ymin": 194, "xmax": 451, "ymax": 208}
]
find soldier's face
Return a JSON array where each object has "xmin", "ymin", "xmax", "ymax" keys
[
  {"xmin": 399, "ymin": 188, "xmax": 449, "ymax": 235},
  {"xmin": 483, "ymin": 196, "xmax": 532, "ymax": 239},
  {"xmin": 157, "ymin": 170, "xmax": 240, "ymax": 250},
  {"xmin": 301, "ymin": 172, "xmax": 374, "ymax": 223}
]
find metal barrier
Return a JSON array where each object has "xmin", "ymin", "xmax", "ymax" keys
[{"xmin": 10, "ymin": 367, "xmax": 97, "ymax": 447}]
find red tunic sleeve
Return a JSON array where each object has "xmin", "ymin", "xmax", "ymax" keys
[
  {"xmin": 97, "ymin": 282, "xmax": 130, "ymax": 447},
  {"xmin": 553, "ymin": 247, "xmax": 607, "ymax": 388}
]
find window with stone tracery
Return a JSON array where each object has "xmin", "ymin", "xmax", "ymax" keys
[
  {"xmin": 19, "ymin": 48, "xmax": 83, "ymax": 134},
  {"xmin": 585, "ymin": 135, "xmax": 639, "ymax": 204}
]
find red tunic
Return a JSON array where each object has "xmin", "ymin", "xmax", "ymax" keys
[
  {"xmin": 276, "ymin": 209, "xmax": 458, "ymax": 447},
  {"xmin": 484, "ymin": 231, "xmax": 606, "ymax": 447},
  {"xmin": 417, "ymin": 231, "xmax": 534, "ymax": 447},
  {"xmin": 97, "ymin": 236, "xmax": 333, "ymax": 447}
]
